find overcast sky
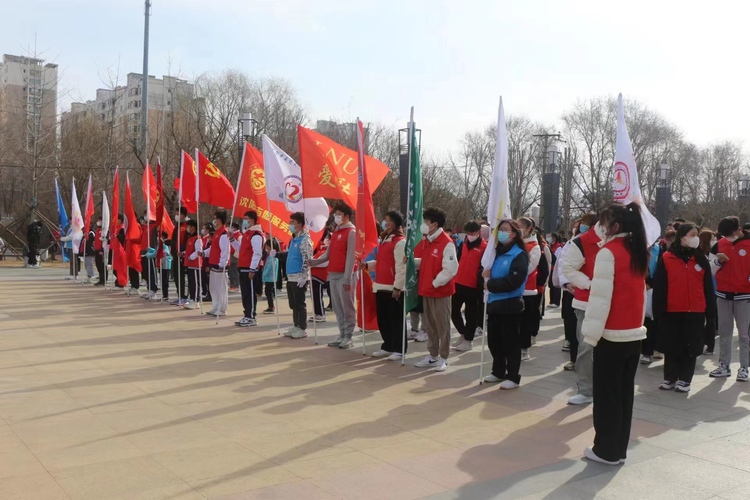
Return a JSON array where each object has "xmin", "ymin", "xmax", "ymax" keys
[{"xmin": 2, "ymin": 0, "xmax": 748, "ymax": 156}]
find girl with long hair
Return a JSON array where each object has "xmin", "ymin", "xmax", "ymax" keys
[{"xmin": 698, "ymin": 229, "xmax": 718, "ymax": 355}]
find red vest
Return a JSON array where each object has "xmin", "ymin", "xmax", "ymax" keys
[
  {"xmin": 603, "ymin": 238, "xmax": 646, "ymax": 331},
  {"xmin": 238, "ymin": 229, "xmax": 264, "ymax": 269},
  {"xmin": 375, "ymin": 234, "xmax": 405, "ymax": 286},
  {"xmin": 418, "ymin": 231, "xmax": 456, "ymax": 298},
  {"xmin": 93, "ymin": 228, "xmax": 103, "ymax": 251},
  {"xmin": 329, "ymin": 226, "xmax": 354, "ymax": 273},
  {"xmin": 715, "ymin": 238, "xmax": 750, "ymax": 295},
  {"xmin": 208, "ymin": 227, "xmax": 227, "ymax": 267},
  {"xmin": 663, "ymin": 252, "xmax": 707, "ymax": 313},
  {"xmin": 140, "ymin": 222, "xmax": 155, "ymax": 249},
  {"xmin": 171, "ymin": 221, "xmax": 188, "ymax": 254},
  {"xmin": 184, "ymin": 235, "xmax": 202, "ymax": 268},
  {"xmin": 455, "ymin": 238, "xmax": 487, "ymax": 288},
  {"xmin": 524, "ymin": 240, "xmax": 539, "ymax": 291},
  {"xmin": 573, "ymin": 229, "xmax": 602, "ymax": 304},
  {"xmin": 311, "ymin": 243, "xmax": 329, "ymax": 280}
]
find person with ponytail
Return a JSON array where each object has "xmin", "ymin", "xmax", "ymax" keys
[
  {"xmin": 581, "ymin": 202, "xmax": 649, "ymax": 466},
  {"xmin": 518, "ymin": 217, "xmax": 542, "ymax": 361},
  {"xmin": 652, "ymin": 223, "xmax": 716, "ymax": 393},
  {"xmin": 481, "ymin": 219, "xmax": 529, "ymax": 390}
]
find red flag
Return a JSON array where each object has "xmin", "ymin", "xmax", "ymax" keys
[
  {"xmin": 142, "ymin": 162, "xmax": 157, "ymax": 221},
  {"xmin": 83, "ymin": 174, "xmax": 95, "ymax": 235},
  {"xmin": 110, "ymin": 168, "xmax": 127, "ymax": 287},
  {"xmin": 124, "ymin": 173, "xmax": 143, "ymax": 272},
  {"xmin": 298, "ymin": 125, "xmax": 390, "ymax": 207},
  {"xmin": 357, "ymin": 272, "xmax": 379, "ymax": 330},
  {"xmin": 197, "ymin": 150, "xmax": 235, "ymax": 207},
  {"xmin": 234, "ymin": 142, "xmax": 294, "ymax": 245},
  {"xmin": 155, "ymin": 160, "xmax": 173, "ymax": 259},
  {"xmin": 177, "ymin": 151, "xmax": 198, "ymax": 213},
  {"xmin": 355, "ymin": 120, "xmax": 378, "ymax": 260}
]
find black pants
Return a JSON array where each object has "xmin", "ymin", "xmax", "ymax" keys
[
  {"xmin": 376, "ymin": 291, "xmax": 406, "ymax": 354},
  {"xmin": 201, "ymin": 269, "xmax": 210, "ymax": 298},
  {"xmin": 521, "ymin": 295, "xmax": 542, "ymax": 348},
  {"xmin": 562, "ymin": 290, "xmax": 578, "ymax": 362},
  {"xmin": 28, "ymin": 245, "xmax": 38, "ymax": 265},
  {"xmin": 705, "ymin": 298, "xmax": 717, "ymax": 352},
  {"xmin": 161, "ymin": 268, "xmax": 170, "ymax": 299},
  {"xmin": 187, "ymin": 268, "xmax": 201, "ymax": 302},
  {"xmin": 239, "ymin": 270, "xmax": 257, "ymax": 319},
  {"xmin": 129, "ymin": 267, "xmax": 140, "ymax": 289},
  {"xmin": 592, "ymin": 339, "xmax": 641, "ymax": 462},
  {"xmin": 312, "ymin": 278, "xmax": 326, "ymax": 316},
  {"xmin": 95, "ymin": 251, "xmax": 105, "ymax": 284},
  {"xmin": 451, "ymin": 284, "xmax": 480, "ymax": 341},
  {"xmin": 287, "ymin": 281, "xmax": 307, "ymax": 330},
  {"xmin": 642, "ymin": 317, "xmax": 657, "ymax": 355},
  {"xmin": 141, "ymin": 258, "xmax": 158, "ymax": 292},
  {"xmin": 172, "ymin": 260, "xmax": 186, "ymax": 299},
  {"xmin": 664, "ymin": 354, "xmax": 697, "ymax": 384},
  {"xmin": 549, "ymin": 285, "xmax": 561, "ymax": 306},
  {"xmin": 487, "ymin": 313, "xmax": 522, "ymax": 384},
  {"xmin": 265, "ymin": 283, "xmax": 275, "ymax": 310},
  {"xmin": 67, "ymin": 249, "xmax": 80, "ymax": 276}
]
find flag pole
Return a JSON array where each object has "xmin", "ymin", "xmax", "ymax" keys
[
  {"xmin": 264, "ymin": 198, "xmax": 283, "ymax": 337},
  {"xmin": 195, "ymin": 149, "xmax": 204, "ymax": 316},
  {"xmin": 146, "ymin": 163, "xmax": 152, "ymax": 300},
  {"xmin": 81, "ymin": 177, "xmax": 88, "ymax": 286},
  {"xmin": 479, "ymin": 298, "xmax": 488, "ymax": 384},
  {"xmin": 402, "ymin": 107, "xmax": 415, "ymax": 366}
]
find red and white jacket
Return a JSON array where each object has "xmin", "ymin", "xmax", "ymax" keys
[
  {"xmin": 366, "ymin": 232, "xmax": 406, "ymax": 292},
  {"xmin": 523, "ymin": 236, "xmax": 541, "ymax": 296},
  {"xmin": 561, "ymin": 223, "xmax": 607, "ymax": 310}
]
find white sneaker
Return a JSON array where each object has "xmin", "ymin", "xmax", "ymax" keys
[
  {"xmin": 568, "ymin": 394, "xmax": 593, "ymax": 405},
  {"xmin": 433, "ymin": 357, "xmax": 448, "ymax": 372},
  {"xmin": 737, "ymin": 367, "xmax": 749, "ymax": 382},
  {"xmin": 521, "ymin": 349, "xmax": 531, "ymax": 361},
  {"xmin": 415, "ymin": 355, "xmax": 439, "ymax": 368},
  {"xmin": 308, "ymin": 315, "xmax": 326, "ymax": 323},
  {"xmin": 652, "ymin": 351, "xmax": 664, "ymax": 360},
  {"xmin": 675, "ymin": 381, "xmax": 691, "ymax": 392},
  {"xmin": 372, "ymin": 350, "xmax": 392, "ymax": 358},
  {"xmin": 338, "ymin": 338, "xmax": 354, "ymax": 349},
  {"xmin": 531, "ymin": 337, "xmax": 537, "ymax": 346},
  {"xmin": 451, "ymin": 335, "xmax": 465, "ymax": 348},
  {"xmin": 387, "ymin": 353, "xmax": 403, "ymax": 361},
  {"xmin": 640, "ymin": 355, "xmax": 652, "ymax": 365},
  {"xmin": 475, "ymin": 327, "xmax": 483, "ymax": 337},
  {"xmin": 406, "ymin": 330, "xmax": 419, "ymax": 341},
  {"xmin": 414, "ymin": 331, "xmax": 429, "ymax": 342},
  {"xmin": 709, "ymin": 364, "xmax": 731, "ymax": 378},
  {"xmin": 499, "ymin": 380, "xmax": 519, "ymax": 390},
  {"xmin": 454, "ymin": 340, "xmax": 473, "ymax": 352},
  {"xmin": 235, "ymin": 317, "xmax": 257, "ymax": 327},
  {"xmin": 563, "ymin": 361, "xmax": 576, "ymax": 371},
  {"xmin": 284, "ymin": 327, "xmax": 300, "ymax": 337},
  {"xmin": 483, "ymin": 374, "xmax": 503, "ymax": 383},
  {"xmin": 291, "ymin": 329, "xmax": 308, "ymax": 339},
  {"xmin": 659, "ymin": 380, "xmax": 676, "ymax": 390},
  {"xmin": 584, "ymin": 447, "xmax": 620, "ymax": 466},
  {"xmin": 183, "ymin": 301, "xmax": 197, "ymax": 310},
  {"xmin": 327, "ymin": 336, "xmax": 344, "ymax": 347}
]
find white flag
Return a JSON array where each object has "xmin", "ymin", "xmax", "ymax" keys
[
  {"xmin": 261, "ymin": 135, "xmax": 329, "ymax": 232},
  {"xmin": 613, "ymin": 93, "xmax": 661, "ymax": 246},
  {"xmin": 70, "ymin": 179, "xmax": 84, "ymax": 253},
  {"xmin": 481, "ymin": 96, "xmax": 512, "ymax": 270},
  {"xmin": 101, "ymin": 192, "xmax": 111, "ymax": 239}
]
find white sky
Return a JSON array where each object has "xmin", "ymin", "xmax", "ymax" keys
[{"xmin": 2, "ymin": 0, "xmax": 748, "ymax": 156}]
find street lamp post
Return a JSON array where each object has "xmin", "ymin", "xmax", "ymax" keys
[
  {"xmin": 738, "ymin": 175, "xmax": 750, "ymax": 223},
  {"xmin": 655, "ymin": 164, "xmax": 671, "ymax": 236},
  {"xmin": 541, "ymin": 144, "xmax": 561, "ymax": 234},
  {"xmin": 237, "ymin": 111, "xmax": 258, "ymax": 167}
]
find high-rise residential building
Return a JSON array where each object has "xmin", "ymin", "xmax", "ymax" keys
[{"xmin": 0, "ymin": 54, "xmax": 58, "ymax": 151}]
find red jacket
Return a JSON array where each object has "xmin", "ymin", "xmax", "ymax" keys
[
  {"xmin": 184, "ymin": 234, "xmax": 202, "ymax": 269},
  {"xmin": 417, "ymin": 231, "xmax": 456, "ymax": 298},
  {"xmin": 524, "ymin": 240, "xmax": 539, "ymax": 292},
  {"xmin": 237, "ymin": 229, "xmax": 264, "ymax": 269},
  {"xmin": 715, "ymin": 237, "xmax": 750, "ymax": 297},
  {"xmin": 662, "ymin": 252, "xmax": 707, "ymax": 313},
  {"xmin": 375, "ymin": 234, "xmax": 405, "ymax": 287},
  {"xmin": 573, "ymin": 229, "xmax": 602, "ymax": 305},
  {"xmin": 328, "ymin": 226, "xmax": 354, "ymax": 273},
  {"xmin": 311, "ymin": 244, "xmax": 329, "ymax": 281},
  {"xmin": 208, "ymin": 227, "xmax": 226, "ymax": 267},
  {"xmin": 604, "ymin": 238, "xmax": 646, "ymax": 331},
  {"xmin": 455, "ymin": 238, "xmax": 486, "ymax": 289},
  {"xmin": 93, "ymin": 228, "xmax": 103, "ymax": 252}
]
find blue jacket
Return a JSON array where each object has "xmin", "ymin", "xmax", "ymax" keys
[
  {"xmin": 487, "ymin": 244, "xmax": 528, "ymax": 314},
  {"xmin": 262, "ymin": 255, "xmax": 278, "ymax": 283}
]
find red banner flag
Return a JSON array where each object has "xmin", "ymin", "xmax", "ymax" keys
[
  {"xmin": 110, "ymin": 167, "xmax": 127, "ymax": 287},
  {"xmin": 197, "ymin": 150, "xmax": 235, "ymax": 208},
  {"xmin": 355, "ymin": 119, "xmax": 378, "ymax": 260},
  {"xmin": 142, "ymin": 162, "xmax": 157, "ymax": 221},
  {"xmin": 234, "ymin": 142, "xmax": 294, "ymax": 245},
  {"xmin": 357, "ymin": 272, "xmax": 378, "ymax": 330},
  {"xmin": 83, "ymin": 174, "xmax": 95, "ymax": 235},
  {"xmin": 124, "ymin": 173, "xmax": 142, "ymax": 272},
  {"xmin": 155, "ymin": 160, "xmax": 173, "ymax": 259},
  {"xmin": 176, "ymin": 151, "xmax": 198, "ymax": 213},
  {"xmin": 298, "ymin": 125, "xmax": 390, "ymax": 207}
]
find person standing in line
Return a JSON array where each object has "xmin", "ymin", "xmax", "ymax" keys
[
  {"xmin": 231, "ymin": 211, "xmax": 265, "ymax": 327},
  {"xmin": 262, "ymin": 240, "xmax": 279, "ymax": 314},
  {"xmin": 183, "ymin": 220, "xmax": 202, "ymax": 310},
  {"xmin": 482, "ymin": 219, "xmax": 530, "ymax": 390},
  {"xmin": 699, "ymin": 229, "xmax": 718, "ymax": 355},
  {"xmin": 93, "ymin": 216, "xmax": 106, "ymax": 286},
  {"xmin": 367, "ymin": 211, "xmax": 407, "ymax": 361},
  {"xmin": 412, "ymin": 207, "xmax": 459, "ymax": 372},
  {"xmin": 309, "ymin": 229, "xmax": 331, "ymax": 322},
  {"xmin": 26, "ymin": 220, "xmax": 43, "ymax": 268},
  {"xmin": 548, "ymin": 232, "xmax": 564, "ymax": 308},
  {"xmin": 554, "ymin": 222, "xmax": 580, "ymax": 371},
  {"xmin": 518, "ymin": 217, "xmax": 542, "ymax": 361},
  {"xmin": 202, "ymin": 211, "xmax": 230, "ymax": 317},
  {"xmin": 169, "ymin": 207, "xmax": 189, "ymax": 306},
  {"xmin": 83, "ymin": 223, "xmax": 96, "ymax": 283},
  {"xmin": 582, "ymin": 202, "xmax": 649, "ymax": 466},
  {"xmin": 112, "ymin": 214, "xmax": 126, "ymax": 289},
  {"xmin": 139, "ymin": 215, "xmax": 159, "ymax": 300},
  {"xmin": 709, "ymin": 216, "xmax": 750, "ymax": 381},
  {"xmin": 562, "ymin": 212, "xmax": 604, "ymax": 406},
  {"xmin": 228, "ymin": 222, "xmax": 241, "ymax": 293},
  {"xmin": 200, "ymin": 223, "xmax": 213, "ymax": 302},
  {"xmin": 284, "ymin": 212, "xmax": 313, "ymax": 339},
  {"xmin": 310, "ymin": 203, "xmax": 358, "ymax": 349},
  {"xmin": 652, "ymin": 222, "xmax": 716, "ymax": 393},
  {"xmin": 451, "ymin": 220, "xmax": 487, "ymax": 352},
  {"xmin": 157, "ymin": 231, "xmax": 172, "ymax": 301}
]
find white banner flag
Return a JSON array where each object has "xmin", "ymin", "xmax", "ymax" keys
[
  {"xmin": 70, "ymin": 179, "xmax": 84, "ymax": 253},
  {"xmin": 101, "ymin": 192, "xmax": 111, "ymax": 238},
  {"xmin": 481, "ymin": 96, "xmax": 512, "ymax": 270},
  {"xmin": 261, "ymin": 135, "xmax": 329, "ymax": 232},
  {"xmin": 613, "ymin": 93, "xmax": 661, "ymax": 246}
]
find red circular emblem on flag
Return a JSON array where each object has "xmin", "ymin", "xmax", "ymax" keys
[{"xmin": 613, "ymin": 162, "xmax": 630, "ymax": 200}]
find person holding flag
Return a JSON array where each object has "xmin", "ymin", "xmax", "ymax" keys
[
  {"xmin": 183, "ymin": 219, "xmax": 203, "ymax": 310},
  {"xmin": 139, "ymin": 212, "xmax": 159, "ymax": 301},
  {"xmin": 202, "ymin": 211, "xmax": 231, "ymax": 317},
  {"xmin": 310, "ymin": 203, "xmax": 358, "ymax": 349},
  {"xmin": 93, "ymin": 215, "xmax": 106, "ymax": 286},
  {"xmin": 231, "ymin": 211, "xmax": 265, "ymax": 327},
  {"xmin": 170, "ymin": 207, "xmax": 190, "ymax": 306},
  {"xmin": 284, "ymin": 212, "xmax": 314, "ymax": 339},
  {"xmin": 451, "ymin": 220, "xmax": 487, "ymax": 353}
]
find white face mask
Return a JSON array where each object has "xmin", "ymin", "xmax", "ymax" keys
[
  {"xmin": 683, "ymin": 236, "xmax": 700, "ymax": 249},
  {"xmin": 334, "ymin": 215, "xmax": 343, "ymax": 225},
  {"xmin": 466, "ymin": 234, "xmax": 479, "ymax": 242},
  {"xmin": 420, "ymin": 222, "xmax": 430, "ymax": 235},
  {"xmin": 174, "ymin": 215, "xmax": 180, "ymax": 222},
  {"xmin": 96, "ymin": 221, "xmax": 102, "ymax": 227}
]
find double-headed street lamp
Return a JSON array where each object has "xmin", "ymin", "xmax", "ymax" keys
[{"xmin": 237, "ymin": 111, "xmax": 259, "ymax": 166}]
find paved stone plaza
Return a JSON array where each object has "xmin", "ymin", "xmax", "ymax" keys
[{"xmin": 1, "ymin": 266, "xmax": 750, "ymax": 499}]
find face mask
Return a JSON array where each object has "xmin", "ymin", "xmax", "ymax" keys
[
  {"xmin": 497, "ymin": 231, "xmax": 510, "ymax": 244},
  {"xmin": 381, "ymin": 220, "xmax": 387, "ymax": 230},
  {"xmin": 289, "ymin": 224, "xmax": 298, "ymax": 234},
  {"xmin": 201, "ymin": 230, "xmax": 207, "ymax": 236},
  {"xmin": 420, "ymin": 222, "xmax": 430, "ymax": 235},
  {"xmin": 579, "ymin": 224, "xmax": 590, "ymax": 234},
  {"xmin": 466, "ymin": 234, "xmax": 479, "ymax": 243},
  {"xmin": 174, "ymin": 215, "xmax": 180, "ymax": 222},
  {"xmin": 96, "ymin": 221, "xmax": 102, "ymax": 227},
  {"xmin": 242, "ymin": 220, "xmax": 250, "ymax": 230},
  {"xmin": 334, "ymin": 215, "xmax": 343, "ymax": 225},
  {"xmin": 212, "ymin": 220, "xmax": 218, "ymax": 228},
  {"xmin": 546, "ymin": 236, "xmax": 552, "ymax": 244},
  {"xmin": 683, "ymin": 236, "xmax": 700, "ymax": 249}
]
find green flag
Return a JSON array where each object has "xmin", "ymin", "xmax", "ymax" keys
[{"xmin": 404, "ymin": 121, "xmax": 423, "ymax": 313}]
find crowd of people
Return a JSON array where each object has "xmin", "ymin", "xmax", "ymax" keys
[{"xmin": 56, "ymin": 199, "xmax": 750, "ymax": 466}]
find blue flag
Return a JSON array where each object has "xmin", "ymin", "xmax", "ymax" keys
[{"xmin": 54, "ymin": 178, "xmax": 69, "ymax": 262}]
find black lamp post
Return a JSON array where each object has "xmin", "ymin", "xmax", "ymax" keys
[
  {"xmin": 541, "ymin": 144, "xmax": 561, "ymax": 234},
  {"xmin": 655, "ymin": 164, "xmax": 671, "ymax": 236},
  {"xmin": 237, "ymin": 111, "xmax": 258, "ymax": 166}
]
